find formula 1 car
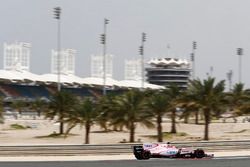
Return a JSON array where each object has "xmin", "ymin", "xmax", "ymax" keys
[{"xmin": 132, "ymin": 142, "xmax": 214, "ymax": 160}]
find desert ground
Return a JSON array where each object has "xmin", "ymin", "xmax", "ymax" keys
[{"xmin": 0, "ymin": 115, "xmax": 250, "ymax": 145}]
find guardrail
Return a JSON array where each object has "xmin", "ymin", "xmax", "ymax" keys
[{"xmin": 0, "ymin": 140, "xmax": 250, "ymax": 156}]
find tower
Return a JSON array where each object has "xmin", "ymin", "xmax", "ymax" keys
[
  {"xmin": 146, "ymin": 58, "xmax": 191, "ymax": 88},
  {"xmin": 91, "ymin": 54, "xmax": 113, "ymax": 78},
  {"xmin": 51, "ymin": 49, "xmax": 76, "ymax": 75},
  {"xmin": 3, "ymin": 41, "xmax": 31, "ymax": 71},
  {"xmin": 124, "ymin": 59, "xmax": 141, "ymax": 80}
]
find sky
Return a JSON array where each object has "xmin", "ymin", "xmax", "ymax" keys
[{"xmin": 1, "ymin": 0, "xmax": 250, "ymax": 88}]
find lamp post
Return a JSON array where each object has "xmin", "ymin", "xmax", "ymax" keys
[
  {"xmin": 139, "ymin": 32, "xmax": 146, "ymax": 89},
  {"xmin": 237, "ymin": 48, "xmax": 243, "ymax": 83},
  {"xmin": 191, "ymin": 41, "xmax": 197, "ymax": 79},
  {"xmin": 100, "ymin": 18, "xmax": 109, "ymax": 95},
  {"xmin": 53, "ymin": 7, "xmax": 63, "ymax": 135},
  {"xmin": 53, "ymin": 7, "xmax": 61, "ymax": 92}
]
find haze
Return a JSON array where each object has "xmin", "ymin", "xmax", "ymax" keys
[{"xmin": 0, "ymin": 0, "xmax": 250, "ymax": 88}]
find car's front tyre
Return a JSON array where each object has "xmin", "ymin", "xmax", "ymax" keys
[{"xmin": 194, "ymin": 149, "xmax": 205, "ymax": 158}]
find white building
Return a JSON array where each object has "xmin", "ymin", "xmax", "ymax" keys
[
  {"xmin": 91, "ymin": 54, "xmax": 113, "ymax": 78},
  {"xmin": 124, "ymin": 59, "xmax": 142, "ymax": 80},
  {"xmin": 146, "ymin": 58, "xmax": 191, "ymax": 88},
  {"xmin": 51, "ymin": 49, "xmax": 76, "ymax": 75},
  {"xmin": 3, "ymin": 41, "xmax": 31, "ymax": 71}
]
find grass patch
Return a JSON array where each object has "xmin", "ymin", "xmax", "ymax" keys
[
  {"xmin": 142, "ymin": 132, "xmax": 188, "ymax": 139},
  {"xmin": 91, "ymin": 130, "xmax": 114, "ymax": 133},
  {"xmin": 0, "ymin": 118, "xmax": 4, "ymax": 124},
  {"xmin": 35, "ymin": 133, "xmax": 78, "ymax": 138},
  {"xmin": 226, "ymin": 129, "xmax": 248, "ymax": 133},
  {"xmin": 10, "ymin": 124, "xmax": 30, "ymax": 130},
  {"xmin": 176, "ymin": 132, "xmax": 188, "ymax": 136},
  {"xmin": 35, "ymin": 133, "xmax": 64, "ymax": 138},
  {"xmin": 162, "ymin": 132, "xmax": 188, "ymax": 139}
]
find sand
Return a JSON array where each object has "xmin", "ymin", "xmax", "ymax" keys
[{"xmin": 0, "ymin": 115, "xmax": 250, "ymax": 145}]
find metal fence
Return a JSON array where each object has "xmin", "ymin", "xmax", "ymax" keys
[{"xmin": 0, "ymin": 140, "xmax": 250, "ymax": 156}]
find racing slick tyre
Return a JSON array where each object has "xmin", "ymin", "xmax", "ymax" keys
[
  {"xmin": 133, "ymin": 146, "xmax": 144, "ymax": 160},
  {"xmin": 194, "ymin": 149, "xmax": 205, "ymax": 158},
  {"xmin": 141, "ymin": 150, "xmax": 151, "ymax": 160},
  {"xmin": 134, "ymin": 153, "xmax": 143, "ymax": 160}
]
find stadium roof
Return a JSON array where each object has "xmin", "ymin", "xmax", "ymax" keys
[
  {"xmin": 81, "ymin": 77, "xmax": 121, "ymax": 87},
  {"xmin": 0, "ymin": 70, "xmax": 27, "ymax": 82},
  {"xmin": 118, "ymin": 80, "xmax": 164, "ymax": 89},
  {"xmin": 148, "ymin": 58, "xmax": 190, "ymax": 66},
  {"xmin": 0, "ymin": 70, "xmax": 163, "ymax": 89}
]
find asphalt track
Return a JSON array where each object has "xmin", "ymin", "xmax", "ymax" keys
[{"xmin": 0, "ymin": 157, "xmax": 249, "ymax": 167}]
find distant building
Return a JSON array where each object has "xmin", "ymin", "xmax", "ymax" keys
[
  {"xmin": 146, "ymin": 58, "xmax": 191, "ymax": 88},
  {"xmin": 91, "ymin": 54, "xmax": 113, "ymax": 78},
  {"xmin": 124, "ymin": 59, "xmax": 141, "ymax": 80},
  {"xmin": 51, "ymin": 49, "xmax": 76, "ymax": 75},
  {"xmin": 3, "ymin": 41, "xmax": 31, "ymax": 71}
]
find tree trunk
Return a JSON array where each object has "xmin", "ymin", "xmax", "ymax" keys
[
  {"xmin": 59, "ymin": 111, "xmax": 64, "ymax": 134},
  {"xmin": 100, "ymin": 121, "xmax": 108, "ymax": 131},
  {"xmin": 129, "ymin": 122, "xmax": 135, "ymax": 142},
  {"xmin": 204, "ymin": 109, "xmax": 210, "ymax": 140},
  {"xmin": 157, "ymin": 114, "xmax": 163, "ymax": 142},
  {"xmin": 171, "ymin": 109, "xmax": 177, "ymax": 133},
  {"xmin": 119, "ymin": 125, "xmax": 123, "ymax": 131},
  {"xmin": 112, "ymin": 125, "xmax": 118, "ymax": 131},
  {"xmin": 85, "ymin": 121, "xmax": 91, "ymax": 144},
  {"xmin": 37, "ymin": 109, "xmax": 41, "ymax": 117},
  {"xmin": 103, "ymin": 123, "xmax": 108, "ymax": 132},
  {"xmin": 195, "ymin": 110, "xmax": 199, "ymax": 124},
  {"xmin": 18, "ymin": 109, "xmax": 22, "ymax": 115},
  {"xmin": 184, "ymin": 113, "xmax": 189, "ymax": 124},
  {"xmin": 59, "ymin": 122, "xmax": 64, "ymax": 134}
]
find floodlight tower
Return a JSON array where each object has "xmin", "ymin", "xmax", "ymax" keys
[
  {"xmin": 100, "ymin": 18, "xmax": 109, "ymax": 95},
  {"xmin": 139, "ymin": 32, "xmax": 146, "ymax": 89},
  {"xmin": 191, "ymin": 41, "xmax": 197, "ymax": 79},
  {"xmin": 53, "ymin": 7, "xmax": 61, "ymax": 92}
]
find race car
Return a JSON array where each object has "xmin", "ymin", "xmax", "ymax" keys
[{"xmin": 132, "ymin": 142, "xmax": 214, "ymax": 160}]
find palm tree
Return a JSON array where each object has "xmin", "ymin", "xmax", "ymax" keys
[
  {"xmin": 112, "ymin": 89, "xmax": 154, "ymax": 142},
  {"xmin": 31, "ymin": 98, "xmax": 48, "ymax": 117},
  {"xmin": 179, "ymin": 89, "xmax": 202, "ymax": 124},
  {"xmin": 146, "ymin": 90, "xmax": 170, "ymax": 142},
  {"xmin": 189, "ymin": 77, "xmax": 225, "ymax": 140},
  {"xmin": 178, "ymin": 101, "xmax": 199, "ymax": 124},
  {"xmin": 163, "ymin": 84, "xmax": 183, "ymax": 133},
  {"xmin": 226, "ymin": 83, "xmax": 250, "ymax": 116},
  {"xmin": 65, "ymin": 97, "xmax": 98, "ymax": 144},
  {"xmin": 11, "ymin": 100, "xmax": 26, "ymax": 115},
  {"xmin": 95, "ymin": 94, "xmax": 117, "ymax": 131},
  {"xmin": 45, "ymin": 91, "xmax": 77, "ymax": 134}
]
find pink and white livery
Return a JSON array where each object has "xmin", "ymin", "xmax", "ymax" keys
[{"xmin": 132, "ymin": 142, "xmax": 214, "ymax": 160}]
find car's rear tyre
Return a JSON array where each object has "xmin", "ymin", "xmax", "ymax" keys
[
  {"xmin": 133, "ymin": 146, "xmax": 144, "ymax": 160},
  {"xmin": 134, "ymin": 153, "xmax": 143, "ymax": 160},
  {"xmin": 142, "ymin": 150, "xmax": 151, "ymax": 160},
  {"xmin": 195, "ymin": 149, "xmax": 205, "ymax": 158}
]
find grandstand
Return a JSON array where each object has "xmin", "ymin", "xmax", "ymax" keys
[
  {"xmin": 0, "ymin": 70, "xmax": 163, "ymax": 101},
  {"xmin": 0, "ymin": 83, "xmax": 50, "ymax": 99},
  {"xmin": 0, "ymin": 41, "xmax": 163, "ymax": 102}
]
